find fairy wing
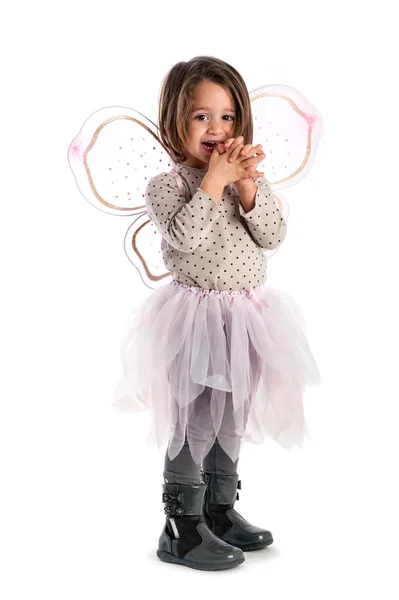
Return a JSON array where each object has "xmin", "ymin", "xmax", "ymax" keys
[
  {"xmin": 68, "ymin": 86, "xmax": 323, "ymax": 288},
  {"xmin": 249, "ymin": 84, "xmax": 322, "ymax": 259},
  {"xmin": 123, "ymin": 212, "xmax": 173, "ymax": 290},
  {"xmin": 250, "ymin": 84, "xmax": 323, "ymax": 190},
  {"xmin": 68, "ymin": 106, "xmax": 173, "ymax": 289}
]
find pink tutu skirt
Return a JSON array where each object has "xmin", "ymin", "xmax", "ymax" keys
[{"xmin": 113, "ymin": 280, "xmax": 322, "ymax": 464}]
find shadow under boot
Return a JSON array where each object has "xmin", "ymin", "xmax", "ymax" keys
[
  {"xmin": 157, "ymin": 480, "xmax": 245, "ymax": 570},
  {"xmin": 202, "ymin": 472, "xmax": 274, "ymax": 551}
]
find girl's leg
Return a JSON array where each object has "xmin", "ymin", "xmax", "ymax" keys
[
  {"xmin": 158, "ymin": 390, "xmax": 244, "ymax": 570},
  {"xmin": 201, "ymin": 393, "xmax": 273, "ymax": 551},
  {"xmin": 163, "ymin": 385, "xmax": 218, "ymax": 484},
  {"xmin": 163, "ymin": 438, "xmax": 202, "ymax": 485},
  {"xmin": 202, "ymin": 437, "xmax": 239, "ymax": 475}
]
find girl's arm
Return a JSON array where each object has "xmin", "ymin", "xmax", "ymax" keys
[
  {"xmin": 235, "ymin": 181, "xmax": 257, "ymax": 213},
  {"xmin": 145, "ymin": 172, "xmax": 223, "ymax": 253},
  {"xmin": 236, "ymin": 177, "xmax": 287, "ymax": 250},
  {"xmin": 198, "ymin": 173, "xmax": 224, "ymax": 205}
]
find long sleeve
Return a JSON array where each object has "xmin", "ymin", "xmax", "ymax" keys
[
  {"xmin": 145, "ymin": 172, "xmax": 223, "ymax": 253},
  {"xmin": 237, "ymin": 178, "xmax": 287, "ymax": 250}
]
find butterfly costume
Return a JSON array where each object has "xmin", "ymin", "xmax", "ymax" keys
[{"xmin": 68, "ymin": 85, "xmax": 323, "ymax": 463}]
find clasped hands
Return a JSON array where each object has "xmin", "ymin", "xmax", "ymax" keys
[{"xmin": 214, "ymin": 135, "xmax": 265, "ymax": 188}]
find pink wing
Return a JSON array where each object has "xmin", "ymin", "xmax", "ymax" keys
[
  {"xmin": 68, "ymin": 87, "xmax": 323, "ymax": 288},
  {"xmin": 250, "ymin": 84, "xmax": 323, "ymax": 190},
  {"xmin": 123, "ymin": 212, "xmax": 173, "ymax": 290},
  {"xmin": 68, "ymin": 106, "xmax": 173, "ymax": 288}
]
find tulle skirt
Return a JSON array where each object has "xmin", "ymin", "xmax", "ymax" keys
[{"xmin": 113, "ymin": 280, "xmax": 322, "ymax": 464}]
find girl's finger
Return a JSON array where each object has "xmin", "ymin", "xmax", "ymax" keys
[
  {"xmin": 241, "ymin": 143, "xmax": 262, "ymax": 156},
  {"xmin": 223, "ymin": 137, "xmax": 235, "ymax": 148},
  {"xmin": 217, "ymin": 142, "xmax": 226, "ymax": 154},
  {"xmin": 242, "ymin": 152, "xmax": 265, "ymax": 167},
  {"xmin": 237, "ymin": 144, "xmax": 263, "ymax": 165},
  {"xmin": 229, "ymin": 135, "xmax": 244, "ymax": 162},
  {"xmin": 239, "ymin": 143, "xmax": 253, "ymax": 157},
  {"xmin": 226, "ymin": 136, "xmax": 244, "ymax": 159},
  {"xmin": 242, "ymin": 170, "xmax": 264, "ymax": 179},
  {"xmin": 229, "ymin": 144, "xmax": 245, "ymax": 162},
  {"xmin": 233, "ymin": 135, "xmax": 245, "ymax": 146},
  {"xmin": 242, "ymin": 168, "xmax": 264, "ymax": 178}
]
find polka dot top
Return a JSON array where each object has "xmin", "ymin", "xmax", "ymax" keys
[{"xmin": 145, "ymin": 164, "xmax": 287, "ymax": 292}]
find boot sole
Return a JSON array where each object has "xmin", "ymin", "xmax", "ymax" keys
[
  {"xmin": 238, "ymin": 537, "xmax": 274, "ymax": 551},
  {"xmin": 157, "ymin": 550, "xmax": 245, "ymax": 571}
]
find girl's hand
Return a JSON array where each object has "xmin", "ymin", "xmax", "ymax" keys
[
  {"xmin": 221, "ymin": 137, "xmax": 265, "ymax": 186},
  {"xmin": 208, "ymin": 136, "xmax": 264, "ymax": 186}
]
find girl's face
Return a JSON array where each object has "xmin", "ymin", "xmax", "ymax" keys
[{"xmin": 181, "ymin": 80, "xmax": 236, "ymax": 170}]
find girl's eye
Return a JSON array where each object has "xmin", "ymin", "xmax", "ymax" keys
[{"xmin": 194, "ymin": 115, "xmax": 235, "ymax": 121}]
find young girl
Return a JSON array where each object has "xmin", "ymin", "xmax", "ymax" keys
[{"xmin": 116, "ymin": 56, "xmax": 321, "ymax": 571}]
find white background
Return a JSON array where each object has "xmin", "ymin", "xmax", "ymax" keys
[{"xmin": 1, "ymin": 1, "xmax": 398, "ymax": 598}]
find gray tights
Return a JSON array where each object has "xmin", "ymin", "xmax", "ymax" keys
[{"xmin": 163, "ymin": 438, "xmax": 239, "ymax": 485}]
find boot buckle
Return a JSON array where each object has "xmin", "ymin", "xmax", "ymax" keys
[
  {"xmin": 162, "ymin": 492, "xmax": 185, "ymax": 515},
  {"xmin": 162, "ymin": 492, "xmax": 182, "ymax": 503}
]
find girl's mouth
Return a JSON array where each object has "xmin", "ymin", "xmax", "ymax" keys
[{"xmin": 201, "ymin": 141, "xmax": 217, "ymax": 154}]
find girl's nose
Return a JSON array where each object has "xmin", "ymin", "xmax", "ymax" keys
[{"xmin": 207, "ymin": 120, "xmax": 224, "ymax": 135}]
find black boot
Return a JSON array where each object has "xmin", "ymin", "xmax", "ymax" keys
[
  {"xmin": 157, "ymin": 480, "xmax": 245, "ymax": 570},
  {"xmin": 202, "ymin": 472, "xmax": 274, "ymax": 551}
]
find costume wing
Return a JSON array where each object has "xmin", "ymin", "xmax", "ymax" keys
[
  {"xmin": 250, "ymin": 84, "xmax": 323, "ymax": 190},
  {"xmin": 250, "ymin": 84, "xmax": 322, "ymax": 259},
  {"xmin": 68, "ymin": 86, "xmax": 323, "ymax": 289},
  {"xmin": 68, "ymin": 106, "xmax": 173, "ymax": 289}
]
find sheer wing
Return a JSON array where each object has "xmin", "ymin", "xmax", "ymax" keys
[
  {"xmin": 68, "ymin": 86, "xmax": 323, "ymax": 288},
  {"xmin": 124, "ymin": 212, "xmax": 173, "ymax": 290},
  {"xmin": 250, "ymin": 84, "xmax": 323, "ymax": 190},
  {"xmin": 68, "ymin": 106, "xmax": 173, "ymax": 288}
]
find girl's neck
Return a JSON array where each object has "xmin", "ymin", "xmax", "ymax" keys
[{"xmin": 178, "ymin": 163, "xmax": 207, "ymax": 173}]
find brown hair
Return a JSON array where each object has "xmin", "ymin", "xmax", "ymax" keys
[{"xmin": 158, "ymin": 56, "xmax": 253, "ymax": 163}]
